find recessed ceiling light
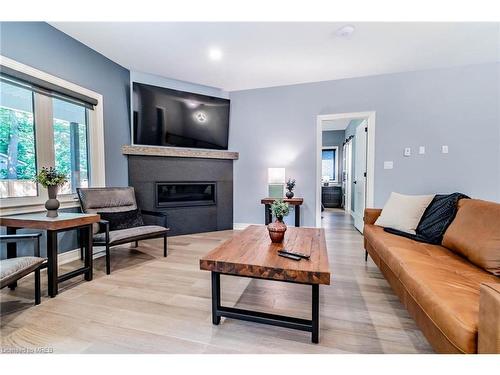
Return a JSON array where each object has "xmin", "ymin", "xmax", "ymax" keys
[
  {"xmin": 208, "ymin": 47, "xmax": 223, "ymax": 61},
  {"xmin": 335, "ymin": 25, "xmax": 355, "ymax": 38}
]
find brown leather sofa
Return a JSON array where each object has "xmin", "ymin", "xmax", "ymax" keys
[{"xmin": 364, "ymin": 199, "xmax": 500, "ymax": 354}]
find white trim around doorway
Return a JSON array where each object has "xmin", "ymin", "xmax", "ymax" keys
[{"xmin": 315, "ymin": 111, "xmax": 376, "ymax": 228}]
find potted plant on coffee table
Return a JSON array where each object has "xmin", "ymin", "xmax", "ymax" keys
[
  {"xmin": 267, "ymin": 199, "xmax": 290, "ymax": 243},
  {"xmin": 34, "ymin": 167, "xmax": 68, "ymax": 218}
]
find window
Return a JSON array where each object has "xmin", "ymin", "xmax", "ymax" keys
[
  {"xmin": 0, "ymin": 82, "xmax": 37, "ymax": 198},
  {"xmin": 322, "ymin": 147, "xmax": 338, "ymax": 183},
  {"xmin": 53, "ymin": 98, "xmax": 90, "ymax": 194},
  {"xmin": 0, "ymin": 56, "xmax": 104, "ymax": 211}
]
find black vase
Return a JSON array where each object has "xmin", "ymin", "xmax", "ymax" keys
[
  {"xmin": 45, "ymin": 185, "xmax": 60, "ymax": 218},
  {"xmin": 285, "ymin": 191, "xmax": 294, "ymax": 199}
]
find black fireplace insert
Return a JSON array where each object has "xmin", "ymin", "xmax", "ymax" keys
[{"xmin": 156, "ymin": 182, "xmax": 216, "ymax": 208}]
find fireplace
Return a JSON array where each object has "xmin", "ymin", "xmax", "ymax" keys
[
  {"xmin": 128, "ymin": 155, "xmax": 233, "ymax": 236},
  {"xmin": 156, "ymin": 182, "xmax": 216, "ymax": 208}
]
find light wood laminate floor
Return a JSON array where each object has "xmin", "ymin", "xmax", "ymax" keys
[{"xmin": 0, "ymin": 209, "xmax": 433, "ymax": 353}]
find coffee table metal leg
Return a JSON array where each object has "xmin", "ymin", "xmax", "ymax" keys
[
  {"xmin": 312, "ymin": 284, "xmax": 319, "ymax": 343},
  {"xmin": 211, "ymin": 272, "xmax": 221, "ymax": 325}
]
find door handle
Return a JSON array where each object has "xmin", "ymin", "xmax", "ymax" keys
[{"xmin": 353, "ymin": 180, "xmax": 357, "ymax": 184}]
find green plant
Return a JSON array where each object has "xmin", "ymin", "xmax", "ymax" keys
[
  {"xmin": 286, "ymin": 178, "xmax": 296, "ymax": 192},
  {"xmin": 270, "ymin": 199, "xmax": 290, "ymax": 221},
  {"xmin": 33, "ymin": 167, "xmax": 68, "ymax": 188}
]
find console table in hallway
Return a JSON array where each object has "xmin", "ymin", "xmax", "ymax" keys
[
  {"xmin": 261, "ymin": 197, "xmax": 304, "ymax": 227},
  {"xmin": 0, "ymin": 212, "xmax": 100, "ymax": 297}
]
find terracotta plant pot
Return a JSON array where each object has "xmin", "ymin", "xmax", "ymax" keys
[{"xmin": 267, "ymin": 219, "xmax": 287, "ymax": 243}]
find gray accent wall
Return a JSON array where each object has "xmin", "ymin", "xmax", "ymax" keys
[
  {"xmin": 0, "ymin": 22, "xmax": 131, "ymax": 257},
  {"xmin": 229, "ymin": 63, "xmax": 500, "ymax": 227},
  {"xmin": 0, "ymin": 22, "xmax": 131, "ymax": 187}
]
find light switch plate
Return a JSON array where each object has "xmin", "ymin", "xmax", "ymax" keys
[
  {"xmin": 419, "ymin": 146, "xmax": 425, "ymax": 154},
  {"xmin": 384, "ymin": 161, "xmax": 394, "ymax": 169},
  {"xmin": 404, "ymin": 147, "xmax": 411, "ymax": 157},
  {"xmin": 442, "ymin": 145, "xmax": 449, "ymax": 154}
]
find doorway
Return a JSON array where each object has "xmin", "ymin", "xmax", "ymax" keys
[{"xmin": 316, "ymin": 112, "xmax": 375, "ymax": 233}]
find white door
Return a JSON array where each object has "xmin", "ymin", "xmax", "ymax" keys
[
  {"xmin": 343, "ymin": 140, "xmax": 352, "ymax": 213},
  {"xmin": 342, "ymin": 143, "xmax": 347, "ymax": 208},
  {"xmin": 353, "ymin": 121, "xmax": 367, "ymax": 232}
]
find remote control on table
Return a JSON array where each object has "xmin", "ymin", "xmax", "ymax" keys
[
  {"xmin": 278, "ymin": 249, "xmax": 310, "ymax": 260},
  {"xmin": 278, "ymin": 252, "xmax": 302, "ymax": 261}
]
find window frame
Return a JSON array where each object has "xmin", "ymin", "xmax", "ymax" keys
[
  {"xmin": 321, "ymin": 146, "xmax": 339, "ymax": 184},
  {"xmin": 0, "ymin": 55, "xmax": 105, "ymax": 214}
]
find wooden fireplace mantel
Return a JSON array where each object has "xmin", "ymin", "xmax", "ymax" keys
[{"xmin": 121, "ymin": 145, "xmax": 239, "ymax": 160}]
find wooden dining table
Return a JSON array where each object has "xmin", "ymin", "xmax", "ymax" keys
[{"xmin": 0, "ymin": 212, "xmax": 100, "ymax": 297}]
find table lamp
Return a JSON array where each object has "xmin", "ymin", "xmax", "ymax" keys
[{"xmin": 268, "ymin": 168, "xmax": 285, "ymax": 198}]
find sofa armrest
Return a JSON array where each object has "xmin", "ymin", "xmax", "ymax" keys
[
  {"xmin": 364, "ymin": 208, "xmax": 382, "ymax": 225},
  {"xmin": 478, "ymin": 282, "xmax": 500, "ymax": 353}
]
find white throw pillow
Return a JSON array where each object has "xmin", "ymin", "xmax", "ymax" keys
[{"xmin": 374, "ymin": 192, "xmax": 435, "ymax": 234}]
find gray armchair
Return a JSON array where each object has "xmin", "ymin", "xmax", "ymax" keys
[
  {"xmin": 77, "ymin": 187, "xmax": 170, "ymax": 275},
  {"xmin": 0, "ymin": 233, "xmax": 45, "ymax": 305}
]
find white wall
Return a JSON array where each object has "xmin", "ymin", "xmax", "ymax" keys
[{"xmin": 229, "ymin": 63, "xmax": 500, "ymax": 227}]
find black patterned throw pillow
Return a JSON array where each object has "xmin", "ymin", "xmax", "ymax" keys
[
  {"xmin": 415, "ymin": 192, "xmax": 470, "ymax": 244},
  {"xmin": 98, "ymin": 209, "xmax": 145, "ymax": 231}
]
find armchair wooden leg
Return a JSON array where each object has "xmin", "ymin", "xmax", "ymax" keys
[
  {"xmin": 134, "ymin": 241, "xmax": 138, "ymax": 248},
  {"xmin": 163, "ymin": 235, "xmax": 168, "ymax": 257},
  {"xmin": 105, "ymin": 244, "xmax": 111, "ymax": 275},
  {"xmin": 34, "ymin": 268, "xmax": 41, "ymax": 305},
  {"xmin": 365, "ymin": 250, "xmax": 368, "ymax": 262}
]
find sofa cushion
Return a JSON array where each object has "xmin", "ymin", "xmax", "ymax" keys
[
  {"xmin": 0, "ymin": 256, "xmax": 45, "ymax": 289},
  {"xmin": 374, "ymin": 192, "xmax": 435, "ymax": 234},
  {"xmin": 365, "ymin": 224, "xmax": 499, "ymax": 353},
  {"xmin": 94, "ymin": 225, "xmax": 168, "ymax": 245},
  {"xmin": 364, "ymin": 225, "xmax": 453, "ymax": 278},
  {"xmin": 442, "ymin": 199, "xmax": 500, "ymax": 276},
  {"xmin": 399, "ymin": 250, "xmax": 499, "ymax": 353}
]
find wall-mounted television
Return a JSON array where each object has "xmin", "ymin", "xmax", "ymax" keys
[{"xmin": 132, "ymin": 82, "xmax": 230, "ymax": 150}]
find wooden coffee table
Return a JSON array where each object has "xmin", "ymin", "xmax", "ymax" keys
[{"xmin": 199, "ymin": 225, "xmax": 330, "ymax": 343}]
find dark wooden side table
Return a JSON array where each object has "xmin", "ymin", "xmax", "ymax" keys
[
  {"xmin": 0, "ymin": 212, "xmax": 100, "ymax": 297},
  {"xmin": 261, "ymin": 197, "xmax": 304, "ymax": 227}
]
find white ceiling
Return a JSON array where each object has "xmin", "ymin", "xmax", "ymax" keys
[
  {"xmin": 50, "ymin": 22, "xmax": 500, "ymax": 91},
  {"xmin": 322, "ymin": 119, "xmax": 352, "ymax": 131}
]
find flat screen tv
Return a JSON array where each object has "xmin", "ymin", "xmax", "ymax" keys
[{"xmin": 132, "ymin": 82, "xmax": 230, "ymax": 150}]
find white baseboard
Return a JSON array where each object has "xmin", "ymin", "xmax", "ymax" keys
[{"xmin": 233, "ymin": 223, "xmax": 260, "ymax": 230}]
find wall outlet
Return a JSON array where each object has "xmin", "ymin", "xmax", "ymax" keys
[
  {"xmin": 441, "ymin": 145, "xmax": 449, "ymax": 154},
  {"xmin": 419, "ymin": 146, "xmax": 425, "ymax": 154},
  {"xmin": 404, "ymin": 147, "xmax": 411, "ymax": 157},
  {"xmin": 384, "ymin": 161, "xmax": 394, "ymax": 169}
]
